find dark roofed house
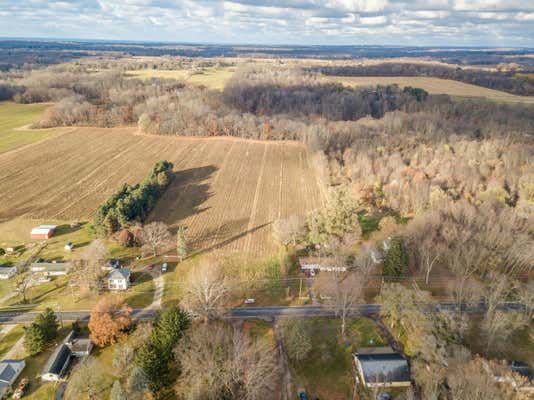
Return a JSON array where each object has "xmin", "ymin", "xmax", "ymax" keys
[
  {"xmin": 354, "ymin": 347, "xmax": 411, "ymax": 388},
  {"xmin": 41, "ymin": 344, "xmax": 72, "ymax": 382},
  {"xmin": 0, "ymin": 360, "xmax": 25, "ymax": 399},
  {"xmin": 30, "ymin": 262, "xmax": 71, "ymax": 276},
  {"xmin": 41, "ymin": 331, "xmax": 94, "ymax": 382}
]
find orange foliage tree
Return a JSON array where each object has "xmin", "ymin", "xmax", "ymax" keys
[{"xmin": 88, "ymin": 295, "xmax": 132, "ymax": 347}]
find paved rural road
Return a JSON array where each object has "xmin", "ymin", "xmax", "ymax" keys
[{"xmin": 0, "ymin": 302, "xmax": 526, "ymax": 325}]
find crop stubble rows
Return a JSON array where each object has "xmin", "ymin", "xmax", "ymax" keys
[{"xmin": 0, "ymin": 128, "xmax": 321, "ymax": 256}]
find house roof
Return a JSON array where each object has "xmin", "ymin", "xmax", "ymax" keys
[
  {"xmin": 355, "ymin": 348, "xmax": 411, "ymax": 384},
  {"xmin": 42, "ymin": 344, "xmax": 71, "ymax": 376},
  {"xmin": 0, "ymin": 360, "xmax": 25, "ymax": 384},
  {"xmin": 64, "ymin": 331, "xmax": 93, "ymax": 354},
  {"xmin": 30, "ymin": 262, "xmax": 70, "ymax": 271},
  {"xmin": 509, "ymin": 361, "xmax": 533, "ymax": 381},
  {"xmin": 0, "ymin": 266, "xmax": 16, "ymax": 274},
  {"xmin": 35, "ymin": 225, "xmax": 57, "ymax": 230},
  {"xmin": 108, "ymin": 268, "xmax": 130, "ymax": 280}
]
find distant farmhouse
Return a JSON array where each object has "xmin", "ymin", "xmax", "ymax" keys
[
  {"xmin": 107, "ymin": 268, "xmax": 131, "ymax": 291},
  {"xmin": 353, "ymin": 347, "xmax": 411, "ymax": 388},
  {"xmin": 41, "ymin": 331, "xmax": 93, "ymax": 382},
  {"xmin": 298, "ymin": 257, "xmax": 347, "ymax": 275},
  {"xmin": 30, "ymin": 262, "xmax": 71, "ymax": 276},
  {"xmin": 0, "ymin": 359, "xmax": 25, "ymax": 399},
  {"xmin": 30, "ymin": 225, "xmax": 57, "ymax": 240},
  {"xmin": 0, "ymin": 266, "xmax": 17, "ymax": 280}
]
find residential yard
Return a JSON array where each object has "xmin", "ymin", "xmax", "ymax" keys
[
  {"xmin": 288, "ymin": 317, "xmax": 384, "ymax": 400},
  {"xmin": 63, "ymin": 344, "xmax": 116, "ymax": 399},
  {"xmin": 7, "ymin": 326, "xmax": 72, "ymax": 400},
  {"xmin": 0, "ymin": 102, "xmax": 66, "ymax": 154},
  {"xmin": 0, "ymin": 218, "xmax": 94, "ymax": 262},
  {"xmin": 1, "ymin": 270, "xmax": 155, "ymax": 310}
]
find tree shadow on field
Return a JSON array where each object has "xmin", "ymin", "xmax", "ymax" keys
[
  {"xmin": 149, "ymin": 165, "xmax": 217, "ymax": 226},
  {"xmin": 191, "ymin": 219, "xmax": 271, "ymax": 256}
]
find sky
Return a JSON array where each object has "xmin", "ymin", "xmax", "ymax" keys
[{"xmin": 0, "ymin": 0, "xmax": 533, "ymax": 47}]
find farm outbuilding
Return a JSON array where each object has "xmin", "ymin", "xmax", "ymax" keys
[{"xmin": 30, "ymin": 225, "xmax": 57, "ymax": 240}]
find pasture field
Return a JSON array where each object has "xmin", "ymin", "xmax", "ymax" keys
[
  {"xmin": 329, "ymin": 76, "xmax": 534, "ymax": 104},
  {"xmin": 0, "ymin": 129, "xmax": 321, "ymax": 257},
  {"xmin": 0, "ymin": 102, "xmax": 67, "ymax": 154},
  {"xmin": 125, "ymin": 65, "xmax": 235, "ymax": 90}
]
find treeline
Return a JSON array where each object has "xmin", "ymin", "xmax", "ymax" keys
[
  {"xmin": 93, "ymin": 161, "xmax": 173, "ymax": 235},
  {"xmin": 313, "ymin": 63, "xmax": 534, "ymax": 95}
]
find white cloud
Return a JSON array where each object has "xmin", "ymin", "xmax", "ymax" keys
[{"xmin": 0, "ymin": 0, "xmax": 532, "ymax": 46}]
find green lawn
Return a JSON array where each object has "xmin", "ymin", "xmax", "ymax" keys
[
  {"xmin": 0, "ymin": 325, "xmax": 25, "ymax": 359},
  {"xmin": 0, "ymin": 102, "xmax": 64, "ymax": 154},
  {"xmin": 288, "ymin": 318, "xmax": 384, "ymax": 400},
  {"xmin": 8, "ymin": 326, "xmax": 72, "ymax": 400}
]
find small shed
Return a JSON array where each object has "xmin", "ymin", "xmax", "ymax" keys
[
  {"xmin": 353, "ymin": 347, "xmax": 411, "ymax": 388},
  {"xmin": 30, "ymin": 225, "xmax": 57, "ymax": 240},
  {"xmin": 107, "ymin": 268, "xmax": 131, "ymax": 291},
  {"xmin": 0, "ymin": 359, "xmax": 25, "ymax": 399}
]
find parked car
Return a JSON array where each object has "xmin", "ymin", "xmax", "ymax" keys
[
  {"xmin": 378, "ymin": 394, "xmax": 392, "ymax": 400},
  {"xmin": 161, "ymin": 263, "xmax": 168, "ymax": 273},
  {"xmin": 36, "ymin": 276, "xmax": 51, "ymax": 283},
  {"xmin": 244, "ymin": 298, "xmax": 256, "ymax": 304}
]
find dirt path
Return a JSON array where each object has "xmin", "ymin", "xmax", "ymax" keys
[
  {"xmin": 135, "ymin": 267, "xmax": 164, "ymax": 319},
  {"xmin": 2, "ymin": 335, "xmax": 25, "ymax": 360}
]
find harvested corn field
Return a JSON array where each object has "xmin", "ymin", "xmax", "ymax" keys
[{"xmin": 0, "ymin": 128, "xmax": 321, "ymax": 256}]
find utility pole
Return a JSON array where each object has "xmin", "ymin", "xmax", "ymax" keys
[{"xmin": 298, "ymin": 278, "xmax": 302, "ymax": 299}]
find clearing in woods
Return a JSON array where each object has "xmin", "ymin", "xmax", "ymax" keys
[
  {"xmin": 0, "ymin": 128, "xmax": 321, "ymax": 256},
  {"xmin": 125, "ymin": 66, "xmax": 235, "ymax": 90},
  {"xmin": 328, "ymin": 76, "xmax": 534, "ymax": 104},
  {"xmin": 0, "ymin": 102, "xmax": 67, "ymax": 154}
]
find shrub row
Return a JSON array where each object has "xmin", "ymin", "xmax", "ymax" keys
[{"xmin": 93, "ymin": 160, "xmax": 173, "ymax": 235}]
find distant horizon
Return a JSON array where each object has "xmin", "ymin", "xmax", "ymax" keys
[
  {"xmin": 1, "ymin": 1, "xmax": 533, "ymax": 48},
  {"xmin": 1, "ymin": 36, "xmax": 533, "ymax": 50}
]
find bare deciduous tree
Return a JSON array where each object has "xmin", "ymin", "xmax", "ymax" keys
[
  {"xmin": 181, "ymin": 259, "xmax": 232, "ymax": 322},
  {"xmin": 140, "ymin": 222, "xmax": 172, "ymax": 257},
  {"xmin": 66, "ymin": 358, "xmax": 109, "ymax": 400},
  {"xmin": 176, "ymin": 322, "xmax": 279, "ymax": 400},
  {"xmin": 315, "ymin": 270, "xmax": 364, "ymax": 336}
]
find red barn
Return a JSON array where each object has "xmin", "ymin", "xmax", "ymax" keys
[{"xmin": 30, "ymin": 225, "xmax": 57, "ymax": 240}]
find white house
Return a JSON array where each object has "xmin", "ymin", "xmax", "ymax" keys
[
  {"xmin": 0, "ymin": 266, "xmax": 17, "ymax": 280},
  {"xmin": 0, "ymin": 359, "xmax": 26, "ymax": 399},
  {"xmin": 107, "ymin": 268, "xmax": 131, "ymax": 291}
]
